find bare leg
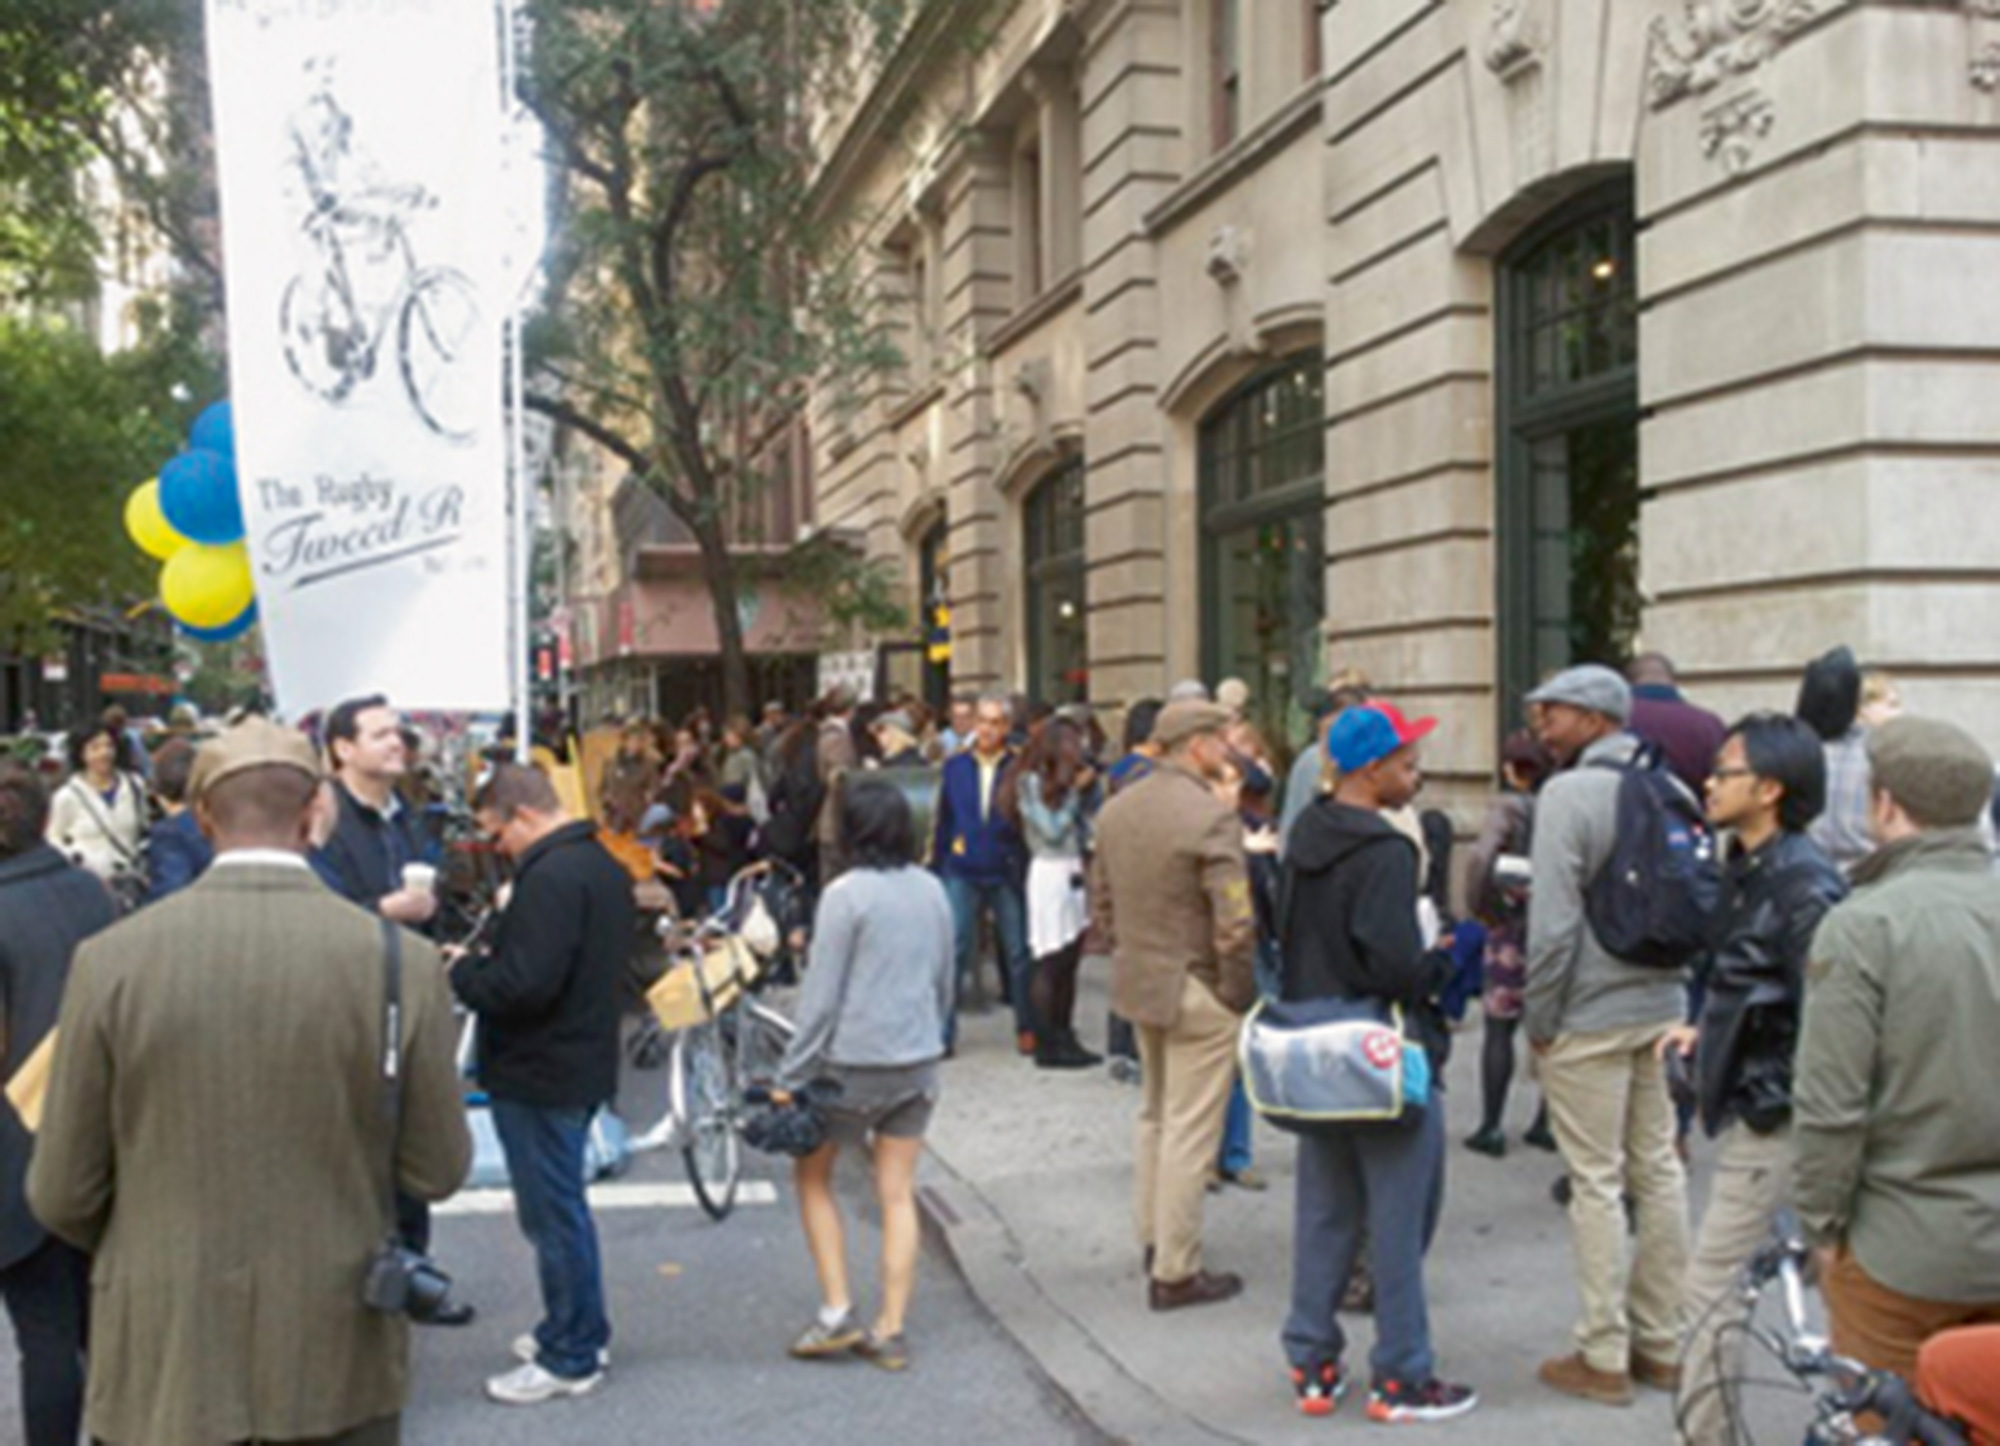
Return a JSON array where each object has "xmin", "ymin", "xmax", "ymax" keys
[
  {"xmin": 793, "ymin": 1142, "xmax": 850, "ymax": 1314},
  {"xmin": 871, "ymin": 1134, "xmax": 924, "ymax": 1338}
]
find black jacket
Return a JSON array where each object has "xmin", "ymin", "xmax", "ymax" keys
[
  {"xmin": 0, "ymin": 844, "xmax": 115, "ymax": 1267},
  {"xmin": 310, "ymin": 781, "xmax": 424, "ymax": 913},
  {"xmin": 450, "ymin": 822, "xmax": 636, "ymax": 1110},
  {"xmin": 1695, "ymin": 829, "xmax": 1847, "ymax": 1137},
  {"xmin": 1279, "ymin": 800, "xmax": 1453, "ymax": 1067}
]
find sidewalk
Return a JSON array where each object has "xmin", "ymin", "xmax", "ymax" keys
[{"xmin": 915, "ymin": 968, "xmax": 1740, "ymax": 1445}]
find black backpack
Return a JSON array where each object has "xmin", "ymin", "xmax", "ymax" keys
[{"xmin": 1583, "ymin": 747, "xmax": 1721, "ymax": 969}]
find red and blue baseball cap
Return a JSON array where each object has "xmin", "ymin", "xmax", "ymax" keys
[{"xmin": 1326, "ymin": 700, "xmax": 1439, "ymax": 773}]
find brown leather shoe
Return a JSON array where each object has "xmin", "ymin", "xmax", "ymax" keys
[
  {"xmin": 1148, "ymin": 1270, "xmax": 1244, "ymax": 1312},
  {"xmin": 1630, "ymin": 1352, "xmax": 1681, "ymax": 1392},
  {"xmin": 1537, "ymin": 1352, "xmax": 1634, "ymax": 1406}
]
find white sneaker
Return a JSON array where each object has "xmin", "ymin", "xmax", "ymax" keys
[
  {"xmin": 484, "ymin": 1361, "xmax": 605, "ymax": 1406},
  {"xmin": 511, "ymin": 1333, "xmax": 611, "ymax": 1370}
]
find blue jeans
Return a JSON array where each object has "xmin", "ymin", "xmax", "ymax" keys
[
  {"xmin": 943, "ymin": 873, "xmax": 1033, "ymax": 1039},
  {"xmin": 1219, "ymin": 1075, "xmax": 1254, "ymax": 1175},
  {"xmin": 490, "ymin": 1098, "xmax": 610, "ymax": 1378},
  {"xmin": 1283, "ymin": 1098, "xmax": 1447, "ymax": 1384}
]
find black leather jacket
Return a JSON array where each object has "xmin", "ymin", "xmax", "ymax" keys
[{"xmin": 1695, "ymin": 830, "xmax": 1847, "ymax": 1136}]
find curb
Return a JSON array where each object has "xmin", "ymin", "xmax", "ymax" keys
[{"xmin": 915, "ymin": 1149, "xmax": 1242, "ymax": 1446}]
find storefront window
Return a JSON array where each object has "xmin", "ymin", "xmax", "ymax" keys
[
  {"xmin": 1024, "ymin": 458, "xmax": 1087, "ymax": 704},
  {"xmin": 1498, "ymin": 183, "xmax": 1641, "ymax": 725},
  {"xmin": 1200, "ymin": 352, "xmax": 1326, "ymax": 760}
]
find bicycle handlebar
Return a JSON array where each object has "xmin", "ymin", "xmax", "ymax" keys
[{"xmin": 1741, "ymin": 1213, "xmax": 1968, "ymax": 1446}]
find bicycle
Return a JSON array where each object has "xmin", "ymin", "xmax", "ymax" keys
[
  {"xmin": 630, "ymin": 866, "xmax": 802, "ymax": 1221},
  {"xmin": 279, "ymin": 182, "xmax": 482, "ymax": 441},
  {"xmin": 1690, "ymin": 1208, "xmax": 1967, "ymax": 1446}
]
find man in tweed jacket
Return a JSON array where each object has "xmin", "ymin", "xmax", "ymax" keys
[{"xmin": 29, "ymin": 718, "xmax": 470, "ymax": 1446}]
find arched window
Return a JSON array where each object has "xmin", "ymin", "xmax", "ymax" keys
[
  {"xmin": 1496, "ymin": 182, "xmax": 1640, "ymax": 721},
  {"xmin": 1199, "ymin": 351, "xmax": 1325, "ymax": 757},
  {"xmin": 1024, "ymin": 458, "xmax": 1087, "ymax": 704}
]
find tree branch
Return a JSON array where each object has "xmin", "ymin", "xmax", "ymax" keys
[{"xmin": 523, "ymin": 391, "xmax": 651, "ymax": 477}]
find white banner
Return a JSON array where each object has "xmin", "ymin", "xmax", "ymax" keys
[{"xmin": 206, "ymin": 0, "xmax": 512, "ymax": 714}]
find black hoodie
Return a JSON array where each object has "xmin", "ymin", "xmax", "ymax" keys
[{"xmin": 1279, "ymin": 799, "xmax": 1453, "ymax": 1067}]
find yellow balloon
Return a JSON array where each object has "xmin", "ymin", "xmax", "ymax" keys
[
  {"xmin": 161, "ymin": 541, "xmax": 255, "ymax": 630},
  {"xmin": 125, "ymin": 479, "xmax": 191, "ymax": 561}
]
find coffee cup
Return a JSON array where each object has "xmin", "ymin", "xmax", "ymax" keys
[{"xmin": 401, "ymin": 862, "xmax": 438, "ymax": 895}]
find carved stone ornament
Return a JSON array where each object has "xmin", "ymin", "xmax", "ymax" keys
[
  {"xmin": 1485, "ymin": 0, "xmax": 1538, "ymax": 79},
  {"xmin": 1645, "ymin": 0, "xmax": 1846, "ymax": 110},
  {"xmin": 1205, "ymin": 225, "xmax": 1248, "ymax": 285},
  {"xmin": 1969, "ymin": 0, "xmax": 2000, "ymax": 91},
  {"xmin": 1699, "ymin": 89, "xmax": 1776, "ymax": 173}
]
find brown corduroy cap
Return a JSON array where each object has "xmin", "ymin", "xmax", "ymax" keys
[
  {"xmin": 1153, "ymin": 699, "xmax": 1232, "ymax": 749},
  {"xmin": 1867, "ymin": 716, "xmax": 1994, "ymax": 828},
  {"xmin": 189, "ymin": 717, "xmax": 325, "ymax": 802}
]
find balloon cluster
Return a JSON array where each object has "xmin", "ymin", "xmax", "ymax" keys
[{"xmin": 123, "ymin": 401, "xmax": 258, "ymax": 642}]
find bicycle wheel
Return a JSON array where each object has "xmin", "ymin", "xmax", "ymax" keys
[
  {"xmin": 279, "ymin": 271, "xmax": 363, "ymax": 402},
  {"xmin": 397, "ymin": 266, "xmax": 482, "ymax": 441},
  {"xmin": 675, "ymin": 1019, "xmax": 740, "ymax": 1221}
]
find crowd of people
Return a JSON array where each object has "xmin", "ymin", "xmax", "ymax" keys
[{"xmin": 3, "ymin": 641, "xmax": 2000, "ymax": 1443}]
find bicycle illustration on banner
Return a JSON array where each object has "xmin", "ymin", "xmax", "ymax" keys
[{"xmin": 278, "ymin": 55, "xmax": 483, "ymax": 442}]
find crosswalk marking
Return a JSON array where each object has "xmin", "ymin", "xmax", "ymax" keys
[{"xmin": 437, "ymin": 1180, "xmax": 781, "ymax": 1217}]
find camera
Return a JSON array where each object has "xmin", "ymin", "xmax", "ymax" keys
[{"xmin": 362, "ymin": 1240, "xmax": 456, "ymax": 1322}]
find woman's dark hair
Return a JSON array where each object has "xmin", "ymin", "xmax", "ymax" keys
[
  {"xmin": 0, "ymin": 761, "xmax": 50, "ymax": 856},
  {"xmin": 153, "ymin": 739, "xmax": 199, "ymax": 805},
  {"xmin": 1123, "ymin": 698, "xmax": 1163, "ymax": 754},
  {"xmin": 1795, "ymin": 646, "xmax": 1861, "ymax": 742},
  {"xmin": 67, "ymin": 722, "xmax": 130, "ymax": 774},
  {"xmin": 1728, "ymin": 711, "xmax": 1828, "ymax": 833},
  {"xmin": 841, "ymin": 776, "xmax": 915, "ymax": 869},
  {"xmin": 998, "ymin": 716, "xmax": 1084, "ymax": 826}
]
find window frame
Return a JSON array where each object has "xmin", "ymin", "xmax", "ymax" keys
[
  {"xmin": 1494, "ymin": 181, "xmax": 1642, "ymax": 727},
  {"xmin": 1023, "ymin": 456, "xmax": 1089, "ymax": 704},
  {"xmin": 1197, "ymin": 351, "xmax": 1327, "ymax": 754}
]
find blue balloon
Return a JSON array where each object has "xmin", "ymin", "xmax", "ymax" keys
[
  {"xmin": 190, "ymin": 399, "xmax": 233, "ymax": 459},
  {"xmin": 178, "ymin": 601, "xmax": 257, "ymax": 643},
  {"xmin": 158, "ymin": 448, "xmax": 245, "ymax": 545}
]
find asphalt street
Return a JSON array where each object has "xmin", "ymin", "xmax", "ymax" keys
[{"xmin": 0, "ymin": 1052, "xmax": 1101, "ymax": 1446}]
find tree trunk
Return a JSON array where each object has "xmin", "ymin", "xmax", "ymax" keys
[{"xmin": 687, "ymin": 505, "xmax": 752, "ymax": 720}]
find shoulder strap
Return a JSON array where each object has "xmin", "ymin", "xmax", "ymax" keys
[
  {"xmin": 376, "ymin": 918, "xmax": 403, "ymax": 1239},
  {"xmin": 64, "ymin": 777, "xmax": 143, "ymax": 868}
]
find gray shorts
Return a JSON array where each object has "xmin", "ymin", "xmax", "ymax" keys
[{"xmin": 821, "ymin": 1061, "xmax": 940, "ymax": 1147}]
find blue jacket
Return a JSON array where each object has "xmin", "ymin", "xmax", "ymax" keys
[
  {"xmin": 931, "ymin": 748, "xmax": 1024, "ymax": 882},
  {"xmin": 145, "ymin": 810, "xmax": 214, "ymax": 903}
]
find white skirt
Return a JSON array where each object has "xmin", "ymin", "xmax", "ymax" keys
[{"xmin": 1026, "ymin": 854, "xmax": 1089, "ymax": 959}]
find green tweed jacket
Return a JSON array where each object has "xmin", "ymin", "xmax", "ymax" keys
[{"xmin": 27, "ymin": 857, "xmax": 471, "ymax": 1446}]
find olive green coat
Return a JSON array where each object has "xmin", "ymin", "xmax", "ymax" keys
[{"xmin": 27, "ymin": 859, "xmax": 471, "ymax": 1446}]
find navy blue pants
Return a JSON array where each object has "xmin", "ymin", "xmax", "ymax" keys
[{"xmin": 491, "ymin": 1098, "xmax": 611, "ymax": 1379}]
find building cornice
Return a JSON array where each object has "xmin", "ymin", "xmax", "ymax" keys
[
  {"xmin": 808, "ymin": 0, "xmax": 998, "ymax": 226},
  {"xmin": 1142, "ymin": 80, "xmax": 1324, "ymax": 238}
]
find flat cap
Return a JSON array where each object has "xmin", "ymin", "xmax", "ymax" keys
[
  {"xmin": 1868, "ymin": 716, "xmax": 1994, "ymax": 828},
  {"xmin": 1526, "ymin": 663, "xmax": 1632, "ymax": 724},
  {"xmin": 190, "ymin": 717, "xmax": 324, "ymax": 801},
  {"xmin": 1153, "ymin": 699, "xmax": 1232, "ymax": 749}
]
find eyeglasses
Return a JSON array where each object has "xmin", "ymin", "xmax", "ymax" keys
[{"xmin": 1708, "ymin": 767, "xmax": 1757, "ymax": 783}]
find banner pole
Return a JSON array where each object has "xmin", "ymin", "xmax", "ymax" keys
[{"xmin": 500, "ymin": 0, "xmax": 531, "ymax": 765}]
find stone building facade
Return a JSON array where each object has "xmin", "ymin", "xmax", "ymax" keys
[{"xmin": 809, "ymin": 0, "xmax": 2000, "ymax": 806}]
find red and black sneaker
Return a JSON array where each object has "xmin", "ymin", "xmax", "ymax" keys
[
  {"xmin": 1365, "ymin": 1377, "xmax": 1478, "ymax": 1424},
  {"xmin": 1290, "ymin": 1361, "xmax": 1347, "ymax": 1417}
]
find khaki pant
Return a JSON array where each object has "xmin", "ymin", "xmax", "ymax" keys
[
  {"xmin": 1677, "ymin": 1122, "xmax": 1793, "ymax": 1446},
  {"xmin": 1824, "ymin": 1246, "xmax": 2000, "ymax": 1383},
  {"xmin": 1133, "ymin": 976, "xmax": 1240, "ymax": 1283},
  {"xmin": 1540, "ymin": 1020, "xmax": 1690, "ymax": 1374}
]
